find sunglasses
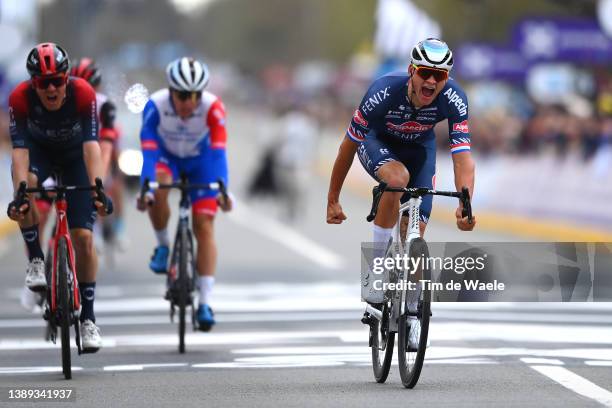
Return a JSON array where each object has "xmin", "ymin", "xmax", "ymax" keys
[
  {"xmin": 173, "ymin": 90, "xmax": 202, "ymax": 101},
  {"xmin": 33, "ymin": 75, "xmax": 67, "ymax": 89},
  {"xmin": 412, "ymin": 64, "xmax": 449, "ymax": 82}
]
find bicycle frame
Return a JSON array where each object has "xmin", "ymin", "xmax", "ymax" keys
[
  {"xmin": 168, "ymin": 183, "xmax": 194, "ymax": 283},
  {"xmin": 50, "ymin": 192, "xmax": 80, "ymax": 314},
  {"xmin": 366, "ymin": 195, "xmax": 422, "ymax": 333},
  {"xmin": 365, "ymin": 183, "xmax": 472, "ymax": 330}
]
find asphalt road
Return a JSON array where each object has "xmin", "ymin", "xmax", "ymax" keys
[{"xmin": 0, "ymin": 111, "xmax": 611, "ymax": 407}]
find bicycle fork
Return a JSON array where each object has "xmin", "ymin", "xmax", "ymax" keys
[
  {"xmin": 168, "ymin": 204, "xmax": 191, "ymax": 321},
  {"xmin": 365, "ymin": 196, "xmax": 422, "ymax": 333}
]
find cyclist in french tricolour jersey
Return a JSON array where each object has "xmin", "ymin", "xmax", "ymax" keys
[
  {"xmin": 326, "ymin": 38, "xmax": 477, "ymax": 348},
  {"xmin": 137, "ymin": 57, "xmax": 231, "ymax": 331}
]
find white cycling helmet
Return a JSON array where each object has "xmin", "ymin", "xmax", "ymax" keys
[
  {"xmin": 410, "ymin": 38, "xmax": 453, "ymax": 72},
  {"xmin": 166, "ymin": 57, "xmax": 210, "ymax": 92}
]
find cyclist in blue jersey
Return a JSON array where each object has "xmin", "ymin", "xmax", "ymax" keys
[
  {"xmin": 327, "ymin": 38, "xmax": 477, "ymax": 348},
  {"xmin": 136, "ymin": 57, "xmax": 231, "ymax": 331}
]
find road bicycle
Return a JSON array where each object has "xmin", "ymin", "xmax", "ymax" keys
[
  {"xmin": 362, "ymin": 182, "xmax": 472, "ymax": 388},
  {"xmin": 14, "ymin": 175, "xmax": 111, "ymax": 379},
  {"xmin": 140, "ymin": 174, "xmax": 227, "ymax": 353}
]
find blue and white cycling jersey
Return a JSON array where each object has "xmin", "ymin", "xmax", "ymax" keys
[
  {"xmin": 346, "ymin": 71, "xmax": 471, "ymax": 154},
  {"xmin": 347, "ymin": 71, "xmax": 471, "ymax": 223},
  {"xmin": 139, "ymin": 88, "xmax": 228, "ymax": 214}
]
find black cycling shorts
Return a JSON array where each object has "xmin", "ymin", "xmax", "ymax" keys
[{"xmin": 26, "ymin": 143, "xmax": 97, "ymax": 230}]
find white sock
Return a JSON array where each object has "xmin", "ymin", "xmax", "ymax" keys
[
  {"xmin": 372, "ymin": 224, "xmax": 393, "ymax": 260},
  {"xmin": 154, "ymin": 228, "xmax": 169, "ymax": 247},
  {"xmin": 199, "ymin": 276, "xmax": 215, "ymax": 305}
]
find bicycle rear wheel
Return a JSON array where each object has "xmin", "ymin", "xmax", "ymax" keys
[
  {"xmin": 398, "ymin": 237, "xmax": 431, "ymax": 388},
  {"xmin": 371, "ymin": 301, "xmax": 394, "ymax": 383},
  {"xmin": 177, "ymin": 227, "xmax": 190, "ymax": 354},
  {"xmin": 57, "ymin": 237, "xmax": 72, "ymax": 380}
]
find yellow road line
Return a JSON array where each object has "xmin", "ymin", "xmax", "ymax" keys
[{"xmin": 0, "ymin": 218, "xmax": 18, "ymax": 238}]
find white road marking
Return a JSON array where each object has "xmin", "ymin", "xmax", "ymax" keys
[
  {"xmin": 2, "ymin": 320, "xmax": 612, "ymax": 351},
  {"xmin": 530, "ymin": 365, "xmax": 612, "ymax": 407},
  {"xmin": 0, "ymin": 330, "xmax": 365, "ymax": 351},
  {"xmin": 520, "ymin": 358, "xmax": 564, "ymax": 365},
  {"xmin": 0, "ymin": 366, "xmax": 82, "ymax": 374},
  {"xmin": 0, "ymin": 311, "xmax": 360, "ymax": 329},
  {"xmin": 103, "ymin": 363, "xmax": 188, "ymax": 372},
  {"xmin": 229, "ymin": 345, "xmax": 612, "ymax": 362},
  {"xmin": 194, "ymin": 354, "xmax": 498, "ymax": 369},
  {"xmin": 192, "ymin": 356, "xmax": 345, "ymax": 368},
  {"xmin": 228, "ymin": 200, "xmax": 345, "ymax": 270},
  {"xmin": 585, "ymin": 361, "xmax": 612, "ymax": 366}
]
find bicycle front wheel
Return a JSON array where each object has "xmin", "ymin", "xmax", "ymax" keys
[
  {"xmin": 371, "ymin": 301, "xmax": 394, "ymax": 383},
  {"xmin": 398, "ymin": 237, "xmax": 431, "ymax": 388},
  {"xmin": 57, "ymin": 237, "xmax": 72, "ymax": 380},
  {"xmin": 177, "ymin": 227, "xmax": 190, "ymax": 354}
]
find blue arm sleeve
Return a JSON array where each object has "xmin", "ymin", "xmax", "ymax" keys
[
  {"xmin": 140, "ymin": 100, "xmax": 161, "ymax": 186},
  {"xmin": 210, "ymin": 148, "xmax": 229, "ymax": 188}
]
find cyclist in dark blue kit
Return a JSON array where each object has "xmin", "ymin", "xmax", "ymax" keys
[
  {"xmin": 7, "ymin": 43, "xmax": 112, "ymax": 352},
  {"xmin": 327, "ymin": 38, "xmax": 477, "ymax": 348}
]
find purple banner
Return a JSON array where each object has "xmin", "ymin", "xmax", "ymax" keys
[
  {"xmin": 513, "ymin": 18, "xmax": 612, "ymax": 63},
  {"xmin": 455, "ymin": 44, "xmax": 528, "ymax": 81}
]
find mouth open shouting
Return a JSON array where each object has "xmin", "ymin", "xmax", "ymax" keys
[
  {"xmin": 422, "ymin": 84, "xmax": 436, "ymax": 98},
  {"xmin": 416, "ymin": 82, "xmax": 438, "ymax": 106}
]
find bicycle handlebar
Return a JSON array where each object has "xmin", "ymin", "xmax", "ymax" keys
[
  {"xmin": 139, "ymin": 177, "xmax": 228, "ymax": 206},
  {"xmin": 13, "ymin": 177, "xmax": 112, "ymax": 215},
  {"xmin": 366, "ymin": 182, "xmax": 473, "ymax": 224}
]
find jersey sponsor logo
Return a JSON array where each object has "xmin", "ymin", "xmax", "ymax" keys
[
  {"xmin": 361, "ymin": 86, "xmax": 390, "ymax": 113},
  {"xmin": 385, "ymin": 121, "xmax": 433, "ymax": 133},
  {"xmin": 357, "ymin": 144, "xmax": 372, "ymax": 169},
  {"xmin": 443, "ymin": 88, "xmax": 468, "ymax": 117},
  {"xmin": 8, "ymin": 107, "xmax": 15, "ymax": 127},
  {"xmin": 374, "ymin": 157, "xmax": 396, "ymax": 172},
  {"xmin": 452, "ymin": 120, "xmax": 469, "ymax": 133},
  {"xmin": 352, "ymin": 109, "xmax": 368, "ymax": 127},
  {"xmin": 90, "ymin": 100, "xmax": 97, "ymax": 136},
  {"xmin": 141, "ymin": 140, "xmax": 158, "ymax": 150}
]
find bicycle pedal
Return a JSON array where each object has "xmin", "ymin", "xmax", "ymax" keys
[
  {"xmin": 45, "ymin": 327, "xmax": 57, "ymax": 343},
  {"xmin": 361, "ymin": 312, "xmax": 377, "ymax": 327},
  {"xmin": 80, "ymin": 347, "xmax": 100, "ymax": 354}
]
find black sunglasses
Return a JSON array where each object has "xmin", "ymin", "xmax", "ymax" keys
[
  {"xmin": 173, "ymin": 90, "xmax": 202, "ymax": 101},
  {"xmin": 412, "ymin": 64, "xmax": 449, "ymax": 82},
  {"xmin": 33, "ymin": 75, "xmax": 67, "ymax": 89}
]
